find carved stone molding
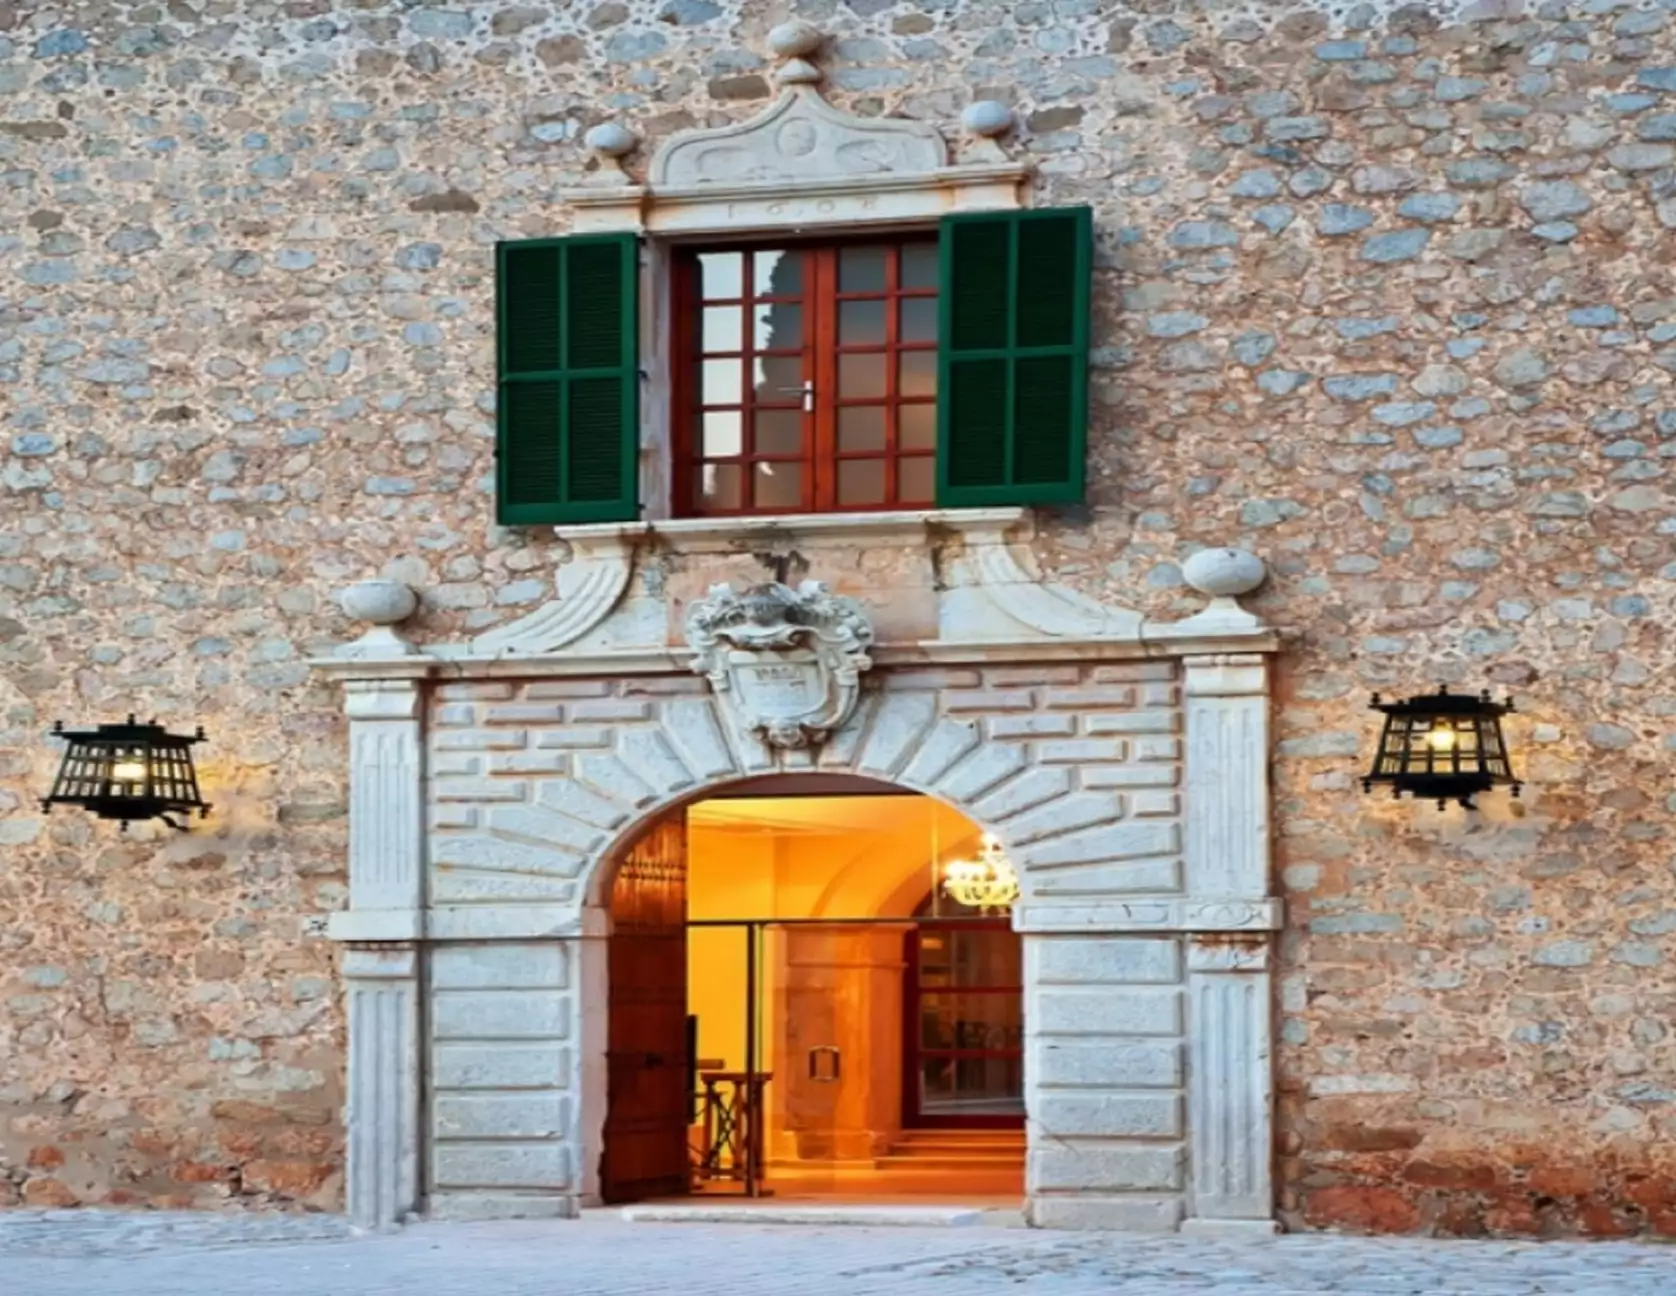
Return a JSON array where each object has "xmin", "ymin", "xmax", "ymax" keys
[
  {"xmin": 563, "ymin": 21, "xmax": 1029, "ymax": 235},
  {"xmin": 314, "ymin": 510, "xmax": 1279, "ymax": 682},
  {"xmin": 467, "ymin": 529, "xmax": 638, "ymax": 658},
  {"xmin": 1013, "ymin": 899, "xmax": 1282, "ymax": 935},
  {"xmin": 684, "ymin": 579, "xmax": 875, "ymax": 749},
  {"xmin": 1186, "ymin": 937, "xmax": 1271, "ymax": 973},
  {"xmin": 651, "ymin": 87, "xmax": 947, "ymax": 190}
]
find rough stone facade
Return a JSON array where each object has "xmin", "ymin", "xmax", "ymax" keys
[{"xmin": 2, "ymin": 0, "xmax": 1675, "ymax": 1238}]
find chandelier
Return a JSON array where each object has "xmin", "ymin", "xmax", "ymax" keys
[{"xmin": 941, "ymin": 833, "xmax": 1020, "ymax": 913}]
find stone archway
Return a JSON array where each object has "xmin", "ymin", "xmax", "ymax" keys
[
  {"xmin": 365, "ymin": 657, "xmax": 1277, "ymax": 1232},
  {"xmin": 319, "ymin": 523, "xmax": 1282, "ymax": 1235},
  {"xmin": 582, "ymin": 769, "xmax": 1010, "ymax": 1209}
]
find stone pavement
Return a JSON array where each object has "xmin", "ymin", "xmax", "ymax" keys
[{"xmin": 3, "ymin": 1210, "xmax": 1675, "ymax": 1296}]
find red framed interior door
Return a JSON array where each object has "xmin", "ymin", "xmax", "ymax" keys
[
  {"xmin": 602, "ymin": 813, "xmax": 690, "ymax": 1203},
  {"xmin": 901, "ymin": 918, "xmax": 1025, "ymax": 1129}
]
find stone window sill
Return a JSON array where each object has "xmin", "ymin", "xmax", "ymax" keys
[{"xmin": 552, "ymin": 506, "xmax": 1031, "ymax": 556}]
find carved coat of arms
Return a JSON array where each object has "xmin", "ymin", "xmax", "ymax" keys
[{"xmin": 684, "ymin": 580, "xmax": 875, "ymax": 749}]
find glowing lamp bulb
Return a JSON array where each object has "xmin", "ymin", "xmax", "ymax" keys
[
  {"xmin": 111, "ymin": 757, "xmax": 147, "ymax": 784},
  {"xmin": 1425, "ymin": 724, "xmax": 1457, "ymax": 753}
]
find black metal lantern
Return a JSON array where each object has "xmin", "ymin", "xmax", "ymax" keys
[
  {"xmin": 1361, "ymin": 686, "xmax": 1521, "ymax": 810},
  {"xmin": 41, "ymin": 715, "xmax": 212, "ymax": 830}
]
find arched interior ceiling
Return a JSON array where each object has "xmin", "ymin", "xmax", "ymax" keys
[{"xmin": 687, "ymin": 793, "xmax": 986, "ymax": 920}]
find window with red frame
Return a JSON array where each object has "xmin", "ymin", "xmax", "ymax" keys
[{"xmin": 675, "ymin": 239, "xmax": 940, "ymax": 516}]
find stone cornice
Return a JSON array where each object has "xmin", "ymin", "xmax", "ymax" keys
[
  {"xmin": 309, "ymin": 508, "xmax": 1280, "ymax": 682},
  {"xmin": 309, "ymin": 629, "xmax": 1281, "ymax": 683}
]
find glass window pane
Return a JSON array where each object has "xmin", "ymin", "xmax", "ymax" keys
[
  {"xmin": 752, "ymin": 352, "xmax": 803, "ymax": 402},
  {"xmin": 754, "ymin": 301, "xmax": 802, "ymax": 351},
  {"xmin": 839, "ymin": 299, "xmax": 887, "ymax": 347},
  {"xmin": 900, "ymin": 402, "xmax": 936, "ymax": 451},
  {"xmin": 698, "ymin": 252, "xmax": 743, "ymax": 301},
  {"xmin": 754, "ymin": 248, "xmax": 801, "ymax": 297},
  {"xmin": 754, "ymin": 409, "xmax": 803, "ymax": 456},
  {"xmin": 701, "ymin": 411, "xmax": 743, "ymax": 458},
  {"xmin": 839, "ymin": 245, "xmax": 888, "ymax": 293},
  {"xmin": 900, "ymin": 455, "xmax": 934, "ymax": 503},
  {"xmin": 900, "ymin": 297, "xmax": 938, "ymax": 344},
  {"xmin": 901, "ymin": 242, "xmax": 938, "ymax": 290},
  {"xmin": 900, "ymin": 351, "xmax": 936, "ymax": 398},
  {"xmin": 839, "ymin": 353, "xmax": 887, "ymax": 400},
  {"xmin": 838, "ymin": 459, "xmax": 886, "ymax": 506},
  {"xmin": 701, "ymin": 306, "xmax": 740, "ymax": 354},
  {"xmin": 945, "ymin": 928, "xmax": 1022, "ymax": 985},
  {"xmin": 838, "ymin": 406, "xmax": 886, "ymax": 454},
  {"xmin": 701, "ymin": 358, "xmax": 742, "ymax": 406},
  {"xmin": 697, "ymin": 462, "xmax": 742, "ymax": 512},
  {"xmin": 753, "ymin": 461, "xmax": 802, "ymax": 510},
  {"xmin": 917, "ymin": 993, "xmax": 1023, "ymax": 1051},
  {"xmin": 917, "ymin": 1056, "xmax": 1024, "ymax": 1117}
]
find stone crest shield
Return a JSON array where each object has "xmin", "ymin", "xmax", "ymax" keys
[{"xmin": 683, "ymin": 580, "xmax": 875, "ymax": 749}]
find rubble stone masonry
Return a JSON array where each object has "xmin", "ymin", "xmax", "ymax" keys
[{"xmin": 1, "ymin": 0, "xmax": 1674, "ymax": 1237}]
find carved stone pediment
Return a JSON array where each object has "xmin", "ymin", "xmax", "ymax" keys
[
  {"xmin": 650, "ymin": 87, "xmax": 948, "ymax": 191},
  {"xmin": 684, "ymin": 579, "xmax": 875, "ymax": 749}
]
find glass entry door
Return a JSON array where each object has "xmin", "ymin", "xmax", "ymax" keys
[{"xmin": 904, "ymin": 919, "xmax": 1025, "ymax": 1127}]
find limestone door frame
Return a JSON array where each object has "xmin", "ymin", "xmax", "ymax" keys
[{"xmin": 313, "ymin": 520, "xmax": 1282, "ymax": 1235}]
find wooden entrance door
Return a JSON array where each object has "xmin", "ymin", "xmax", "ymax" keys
[{"xmin": 603, "ymin": 813, "xmax": 690, "ymax": 1203}]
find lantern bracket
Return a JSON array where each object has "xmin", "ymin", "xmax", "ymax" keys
[
  {"xmin": 1360, "ymin": 685, "xmax": 1522, "ymax": 811},
  {"xmin": 41, "ymin": 715, "xmax": 213, "ymax": 831}
]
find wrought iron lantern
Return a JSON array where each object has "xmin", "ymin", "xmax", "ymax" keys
[
  {"xmin": 41, "ymin": 715, "xmax": 211, "ymax": 830},
  {"xmin": 1362, "ymin": 686, "xmax": 1521, "ymax": 810},
  {"xmin": 941, "ymin": 833, "xmax": 1021, "ymax": 913}
]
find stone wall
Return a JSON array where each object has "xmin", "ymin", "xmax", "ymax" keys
[{"xmin": 2, "ymin": 0, "xmax": 1674, "ymax": 1236}]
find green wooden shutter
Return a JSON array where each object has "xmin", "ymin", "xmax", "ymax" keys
[
  {"xmin": 935, "ymin": 207, "xmax": 1092, "ymax": 508},
  {"xmin": 496, "ymin": 233, "xmax": 639, "ymax": 525}
]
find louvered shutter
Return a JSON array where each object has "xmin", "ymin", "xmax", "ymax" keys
[
  {"xmin": 496, "ymin": 234, "xmax": 639, "ymax": 525},
  {"xmin": 935, "ymin": 207, "xmax": 1092, "ymax": 508}
]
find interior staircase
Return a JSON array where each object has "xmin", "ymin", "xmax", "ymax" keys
[{"xmin": 869, "ymin": 1129, "xmax": 1025, "ymax": 1196}]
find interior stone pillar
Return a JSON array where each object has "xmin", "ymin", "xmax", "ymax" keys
[
  {"xmin": 1180, "ymin": 652, "xmax": 1278, "ymax": 1237},
  {"xmin": 775, "ymin": 925, "xmax": 907, "ymax": 1163}
]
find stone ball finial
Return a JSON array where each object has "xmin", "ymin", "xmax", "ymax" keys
[
  {"xmin": 962, "ymin": 100, "xmax": 1014, "ymax": 140},
  {"xmin": 768, "ymin": 20, "xmax": 823, "ymax": 60},
  {"xmin": 584, "ymin": 122, "xmax": 637, "ymax": 160},
  {"xmin": 340, "ymin": 578, "xmax": 418, "ymax": 627},
  {"xmin": 1182, "ymin": 548, "xmax": 1266, "ymax": 600}
]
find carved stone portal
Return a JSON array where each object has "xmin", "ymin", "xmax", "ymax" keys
[{"xmin": 684, "ymin": 580, "xmax": 875, "ymax": 749}]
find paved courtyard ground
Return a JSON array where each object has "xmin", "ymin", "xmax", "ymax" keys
[{"xmin": 3, "ymin": 1209, "xmax": 1675, "ymax": 1295}]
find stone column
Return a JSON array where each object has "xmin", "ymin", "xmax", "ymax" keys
[
  {"xmin": 331, "ymin": 675, "xmax": 426, "ymax": 1229},
  {"xmin": 1185, "ymin": 937, "xmax": 1273, "ymax": 1235},
  {"xmin": 343, "ymin": 944, "xmax": 421, "ymax": 1231},
  {"xmin": 1181, "ymin": 652, "xmax": 1278, "ymax": 1237}
]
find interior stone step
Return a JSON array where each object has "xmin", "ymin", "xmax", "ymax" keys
[
  {"xmin": 621, "ymin": 1204, "xmax": 987, "ymax": 1226},
  {"xmin": 873, "ymin": 1154, "xmax": 1025, "ymax": 1172}
]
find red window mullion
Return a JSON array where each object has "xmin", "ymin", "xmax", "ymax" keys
[
  {"xmin": 740, "ymin": 251, "xmax": 758, "ymax": 511},
  {"xmin": 884, "ymin": 243, "xmax": 901, "ymax": 505},
  {"xmin": 672, "ymin": 254, "xmax": 697, "ymax": 515},
  {"xmin": 811, "ymin": 248, "xmax": 838, "ymax": 513}
]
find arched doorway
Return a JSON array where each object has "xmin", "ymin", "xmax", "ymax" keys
[{"xmin": 598, "ymin": 777, "xmax": 1026, "ymax": 1204}]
